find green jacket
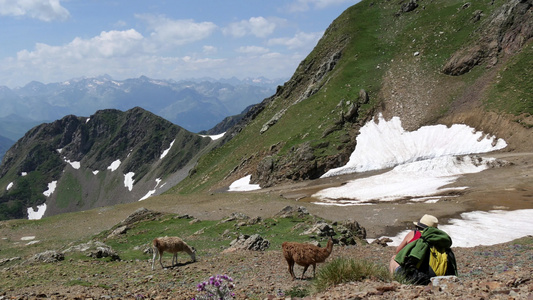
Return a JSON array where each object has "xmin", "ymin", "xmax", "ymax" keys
[{"xmin": 395, "ymin": 227, "xmax": 457, "ymax": 275}]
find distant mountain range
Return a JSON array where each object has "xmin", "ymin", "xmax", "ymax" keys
[
  {"xmin": 0, "ymin": 75, "xmax": 283, "ymax": 136},
  {"xmin": 0, "ymin": 75, "xmax": 283, "ymax": 162}
]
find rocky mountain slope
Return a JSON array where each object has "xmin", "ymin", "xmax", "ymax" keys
[
  {"xmin": 0, "ymin": 107, "xmax": 213, "ymax": 220},
  {"xmin": 173, "ymin": 0, "xmax": 532, "ymax": 194}
]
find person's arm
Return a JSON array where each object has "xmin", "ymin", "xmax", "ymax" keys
[{"xmin": 395, "ymin": 230, "xmax": 415, "ymax": 254}]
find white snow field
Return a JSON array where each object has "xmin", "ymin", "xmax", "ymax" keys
[{"xmin": 313, "ymin": 114, "xmax": 507, "ymax": 204}]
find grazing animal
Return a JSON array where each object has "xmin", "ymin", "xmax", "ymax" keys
[
  {"xmin": 282, "ymin": 238, "xmax": 334, "ymax": 280},
  {"xmin": 151, "ymin": 236, "xmax": 196, "ymax": 270}
]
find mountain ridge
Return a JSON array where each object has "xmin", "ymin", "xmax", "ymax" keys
[{"xmin": 0, "ymin": 107, "xmax": 213, "ymax": 220}]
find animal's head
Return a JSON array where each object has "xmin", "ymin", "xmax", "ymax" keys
[{"xmin": 191, "ymin": 246, "xmax": 197, "ymax": 261}]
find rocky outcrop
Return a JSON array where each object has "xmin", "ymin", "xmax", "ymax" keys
[
  {"xmin": 29, "ymin": 250, "xmax": 64, "ymax": 263},
  {"xmin": 226, "ymin": 234, "xmax": 270, "ymax": 252},
  {"xmin": 443, "ymin": 0, "xmax": 533, "ymax": 75}
]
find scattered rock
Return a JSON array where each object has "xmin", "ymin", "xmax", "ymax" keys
[
  {"xmin": 400, "ymin": 0, "xmax": 418, "ymax": 13},
  {"xmin": 63, "ymin": 241, "xmax": 120, "ymax": 260},
  {"xmin": 120, "ymin": 208, "xmax": 161, "ymax": 226},
  {"xmin": 226, "ymin": 234, "xmax": 270, "ymax": 252},
  {"xmin": 88, "ymin": 246, "xmax": 120, "ymax": 261},
  {"xmin": 372, "ymin": 237, "xmax": 393, "ymax": 247},
  {"xmin": 220, "ymin": 212, "xmax": 250, "ymax": 224},
  {"xmin": 302, "ymin": 221, "xmax": 335, "ymax": 237},
  {"xmin": 275, "ymin": 206, "xmax": 310, "ymax": 218},
  {"xmin": 107, "ymin": 225, "xmax": 128, "ymax": 239},
  {"xmin": 30, "ymin": 250, "xmax": 64, "ymax": 263},
  {"xmin": 0, "ymin": 257, "xmax": 21, "ymax": 266}
]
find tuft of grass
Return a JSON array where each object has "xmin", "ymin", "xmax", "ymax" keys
[
  {"xmin": 66, "ymin": 279, "xmax": 92, "ymax": 287},
  {"xmin": 284, "ymin": 286, "xmax": 310, "ymax": 298},
  {"xmin": 313, "ymin": 257, "xmax": 391, "ymax": 293}
]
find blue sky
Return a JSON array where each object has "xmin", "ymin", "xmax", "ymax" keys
[{"xmin": 0, "ymin": 0, "xmax": 358, "ymax": 88}]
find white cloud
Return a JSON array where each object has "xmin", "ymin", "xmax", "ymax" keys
[
  {"xmin": 236, "ymin": 45, "xmax": 270, "ymax": 54},
  {"xmin": 0, "ymin": 0, "xmax": 70, "ymax": 21},
  {"xmin": 137, "ymin": 14, "xmax": 217, "ymax": 47},
  {"xmin": 17, "ymin": 29, "xmax": 144, "ymax": 61},
  {"xmin": 203, "ymin": 45, "xmax": 217, "ymax": 54},
  {"xmin": 268, "ymin": 31, "xmax": 323, "ymax": 50},
  {"xmin": 223, "ymin": 16, "xmax": 281, "ymax": 38},
  {"xmin": 286, "ymin": 0, "xmax": 354, "ymax": 12}
]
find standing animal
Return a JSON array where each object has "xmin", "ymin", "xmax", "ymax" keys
[
  {"xmin": 151, "ymin": 236, "xmax": 196, "ymax": 270},
  {"xmin": 282, "ymin": 238, "xmax": 334, "ymax": 280}
]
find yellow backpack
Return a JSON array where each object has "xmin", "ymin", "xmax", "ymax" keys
[{"xmin": 428, "ymin": 246, "xmax": 448, "ymax": 276}]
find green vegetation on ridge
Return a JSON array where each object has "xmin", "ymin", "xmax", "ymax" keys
[{"xmin": 171, "ymin": 0, "xmax": 527, "ymax": 195}]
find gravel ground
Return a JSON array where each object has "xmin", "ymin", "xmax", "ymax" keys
[
  {"xmin": 2, "ymin": 236, "xmax": 532, "ymax": 299},
  {"xmin": 1, "ymin": 153, "xmax": 532, "ymax": 299}
]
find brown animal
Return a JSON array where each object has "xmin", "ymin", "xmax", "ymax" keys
[
  {"xmin": 282, "ymin": 238, "xmax": 334, "ymax": 280},
  {"xmin": 151, "ymin": 236, "xmax": 196, "ymax": 270}
]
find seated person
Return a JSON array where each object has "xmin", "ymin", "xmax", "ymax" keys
[{"xmin": 389, "ymin": 214, "xmax": 457, "ymax": 284}]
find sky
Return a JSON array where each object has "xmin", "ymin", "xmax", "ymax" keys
[
  {"xmin": 228, "ymin": 114, "xmax": 533, "ymax": 246},
  {"xmin": 0, "ymin": 0, "xmax": 359, "ymax": 88}
]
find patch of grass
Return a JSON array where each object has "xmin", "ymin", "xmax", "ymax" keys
[
  {"xmin": 66, "ymin": 279, "xmax": 92, "ymax": 287},
  {"xmin": 313, "ymin": 257, "xmax": 391, "ymax": 293},
  {"xmin": 485, "ymin": 40, "xmax": 533, "ymax": 117},
  {"xmin": 284, "ymin": 286, "xmax": 310, "ymax": 298},
  {"xmin": 55, "ymin": 172, "xmax": 83, "ymax": 208},
  {"xmin": 99, "ymin": 212, "xmax": 326, "ymax": 261}
]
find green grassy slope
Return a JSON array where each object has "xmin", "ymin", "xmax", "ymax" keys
[{"xmin": 171, "ymin": 0, "xmax": 530, "ymax": 194}]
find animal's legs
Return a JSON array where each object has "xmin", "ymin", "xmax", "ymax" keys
[
  {"xmin": 172, "ymin": 253, "xmax": 178, "ymax": 266},
  {"xmin": 302, "ymin": 265, "xmax": 309, "ymax": 279},
  {"xmin": 287, "ymin": 259, "xmax": 296, "ymax": 280},
  {"xmin": 151, "ymin": 246, "xmax": 159, "ymax": 270},
  {"xmin": 159, "ymin": 250, "xmax": 165, "ymax": 269}
]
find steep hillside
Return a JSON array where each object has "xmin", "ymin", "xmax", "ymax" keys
[
  {"xmin": 172, "ymin": 0, "xmax": 532, "ymax": 194},
  {"xmin": 0, "ymin": 107, "xmax": 212, "ymax": 220}
]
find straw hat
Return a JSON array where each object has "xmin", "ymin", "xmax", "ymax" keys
[{"xmin": 414, "ymin": 214, "xmax": 438, "ymax": 228}]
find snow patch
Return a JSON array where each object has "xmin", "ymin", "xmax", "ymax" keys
[
  {"xmin": 384, "ymin": 209, "xmax": 533, "ymax": 248},
  {"xmin": 56, "ymin": 148, "xmax": 63, "ymax": 154},
  {"xmin": 313, "ymin": 114, "xmax": 507, "ymax": 206},
  {"xmin": 20, "ymin": 236, "xmax": 35, "ymax": 241},
  {"xmin": 27, "ymin": 203, "xmax": 47, "ymax": 220},
  {"xmin": 322, "ymin": 114, "xmax": 507, "ymax": 177},
  {"xmin": 43, "ymin": 181, "xmax": 57, "ymax": 197},
  {"xmin": 6, "ymin": 182, "xmax": 13, "ymax": 191},
  {"xmin": 107, "ymin": 159, "xmax": 121, "ymax": 172},
  {"xmin": 124, "ymin": 172, "xmax": 135, "ymax": 191},
  {"xmin": 229, "ymin": 175, "xmax": 261, "ymax": 192},
  {"xmin": 65, "ymin": 160, "xmax": 80, "ymax": 169},
  {"xmin": 314, "ymin": 156, "xmax": 496, "ymax": 205},
  {"xmin": 160, "ymin": 140, "xmax": 175, "ymax": 159},
  {"xmin": 139, "ymin": 178, "xmax": 162, "ymax": 201},
  {"xmin": 21, "ymin": 172, "xmax": 27, "ymax": 176},
  {"xmin": 92, "ymin": 170, "xmax": 99, "ymax": 175},
  {"xmin": 201, "ymin": 132, "xmax": 225, "ymax": 140}
]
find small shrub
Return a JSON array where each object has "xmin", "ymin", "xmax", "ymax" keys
[
  {"xmin": 284, "ymin": 286, "xmax": 310, "ymax": 297},
  {"xmin": 193, "ymin": 274, "xmax": 235, "ymax": 300},
  {"xmin": 313, "ymin": 257, "xmax": 391, "ymax": 292}
]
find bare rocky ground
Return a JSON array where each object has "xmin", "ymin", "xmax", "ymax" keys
[{"xmin": 0, "ymin": 151, "xmax": 532, "ymax": 299}]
